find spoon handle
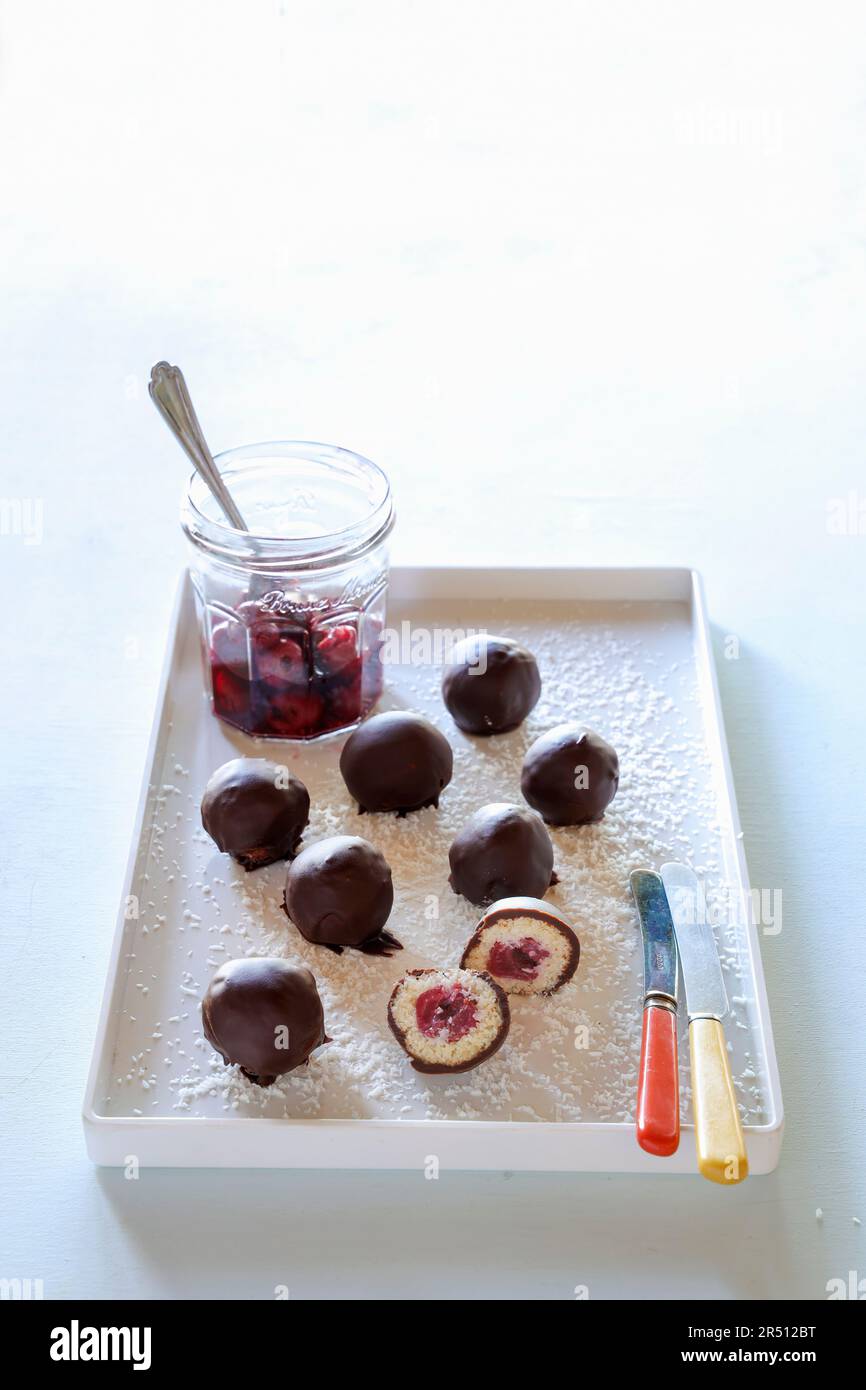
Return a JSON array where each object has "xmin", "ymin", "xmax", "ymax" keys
[{"xmin": 149, "ymin": 362, "xmax": 248, "ymax": 531}]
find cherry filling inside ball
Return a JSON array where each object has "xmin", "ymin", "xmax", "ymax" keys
[
  {"xmin": 487, "ymin": 935, "xmax": 551, "ymax": 983},
  {"xmin": 461, "ymin": 899, "xmax": 580, "ymax": 996},
  {"xmin": 415, "ymin": 984, "xmax": 478, "ymax": 1042},
  {"xmin": 387, "ymin": 967, "xmax": 510, "ymax": 1074}
]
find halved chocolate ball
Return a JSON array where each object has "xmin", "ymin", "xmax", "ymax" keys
[
  {"xmin": 387, "ymin": 967, "xmax": 510, "ymax": 1074},
  {"xmin": 201, "ymin": 957, "xmax": 327, "ymax": 1086},
  {"xmin": 448, "ymin": 802, "xmax": 556, "ymax": 907},
  {"xmin": 201, "ymin": 757, "xmax": 310, "ymax": 869},
  {"xmin": 339, "ymin": 711, "xmax": 453, "ymax": 814},
  {"xmin": 521, "ymin": 724, "xmax": 619, "ymax": 825},
  {"xmin": 442, "ymin": 633, "xmax": 541, "ymax": 736},
  {"xmin": 461, "ymin": 896, "xmax": 580, "ymax": 996},
  {"xmin": 284, "ymin": 835, "xmax": 402, "ymax": 956}
]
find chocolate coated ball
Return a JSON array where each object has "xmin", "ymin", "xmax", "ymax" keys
[
  {"xmin": 285, "ymin": 835, "xmax": 401, "ymax": 955},
  {"xmin": 201, "ymin": 957, "xmax": 326, "ymax": 1085},
  {"xmin": 201, "ymin": 757, "xmax": 310, "ymax": 869},
  {"xmin": 442, "ymin": 634, "xmax": 541, "ymax": 736},
  {"xmin": 448, "ymin": 802, "xmax": 556, "ymax": 907},
  {"xmin": 339, "ymin": 711, "xmax": 453, "ymax": 814},
  {"xmin": 520, "ymin": 724, "xmax": 619, "ymax": 825}
]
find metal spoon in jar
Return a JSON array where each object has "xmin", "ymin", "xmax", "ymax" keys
[{"xmin": 148, "ymin": 361, "xmax": 248, "ymax": 531}]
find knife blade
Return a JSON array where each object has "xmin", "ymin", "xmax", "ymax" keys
[
  {"xmin": 659, "ymin": 861, "xmax": 727, "ymax": 1021},
  {"xmin": 660, "ymin": 862, "xmax": 748, "ymax": 1185},
  {"xmin": 629, "ymin": 870, "xmax": 680, "ymax": 1157}
]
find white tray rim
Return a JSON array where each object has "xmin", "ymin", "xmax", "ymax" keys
[{"xmin": 82, "ymin": 565, "xmax": 784, "ymax": 1172}]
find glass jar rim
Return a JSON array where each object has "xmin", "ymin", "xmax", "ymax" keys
[{"xmin": 180, "ymin": 440, "xmax": 395, "ymax": 571}]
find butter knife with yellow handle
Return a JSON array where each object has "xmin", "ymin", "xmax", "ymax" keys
[{"xmin": 660, "ymin": 862, "xmax": 748, "ymax": 1185}]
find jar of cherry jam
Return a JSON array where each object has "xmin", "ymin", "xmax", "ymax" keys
[{"xmin": 181, "ymin": 442, "xmax": 395, "ymax": 740}]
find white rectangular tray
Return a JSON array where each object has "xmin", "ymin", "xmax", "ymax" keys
[{"xmin": 83, "ymin": 566, "xmax": 783, "ymax": 1171}]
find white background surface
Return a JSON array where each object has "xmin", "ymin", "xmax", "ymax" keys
[{"xmin": 1, "ymin": 0, "xmax": 864, "ymax": 1300}]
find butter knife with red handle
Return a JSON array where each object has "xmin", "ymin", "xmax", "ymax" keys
[{"xmin": 630, "ymin": 870, "xmax": 680, "ymax": 1156}]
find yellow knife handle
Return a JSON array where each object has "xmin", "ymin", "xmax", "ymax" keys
[{"xmin": 689, "ymin": 1017, "xmax": 749, "ymax": 1185}]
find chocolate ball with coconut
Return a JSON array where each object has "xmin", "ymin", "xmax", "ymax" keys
[
  {"xmin": 387, "ymin": 967, "xmax": 510, "ymax": 1073},
  {"xmin": 339, "ymin": 711, "xmax": 453, "ymax": 814},
  {"xmin": 521, "ymin": 724, "xmax": 619, "ymax": 825},
  {"xmin": 201, "ymin": 957, "xmax": 327, "ymax": 1086},
  {"xmin": 201, "ymin": 757, "xmax": 310, "ymax": 870},
  {"xmin": 461, "ymin": 897, "xmax": 580, "ymax": 996},
  {"xmin": 448, "ymin": 802, "xmax": 556, "ymax": 907},
  {"xmin": 284, "ymin": 834, "xmax": 402, "ymax": 956},
  {"xmin": 442, "ymin": 633, "xmax": 541, "ymax": 736}
]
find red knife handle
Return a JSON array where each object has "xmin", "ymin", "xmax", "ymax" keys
[{"xmin": 636, "ymin": 1001, "xmax": 680, "ymax": 1156}]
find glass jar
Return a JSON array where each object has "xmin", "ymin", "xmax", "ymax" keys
[{"xmin": 181, "ymin": 441, "xmax": 395, "ymax": 740}]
